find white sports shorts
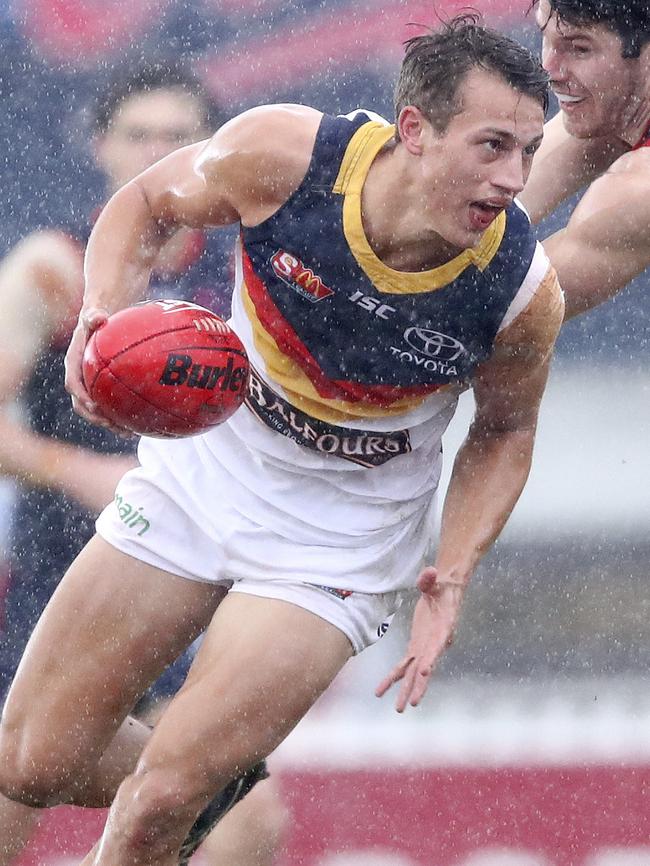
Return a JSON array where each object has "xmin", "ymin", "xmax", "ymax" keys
[{"xmin": 96, "ymin": 411, "xmax": 437, "ymax": 653}]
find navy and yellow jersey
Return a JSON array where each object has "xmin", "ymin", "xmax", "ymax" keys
[{"xmin": 230, "ymin": 111, "xmax": 549, "ymax": 460}]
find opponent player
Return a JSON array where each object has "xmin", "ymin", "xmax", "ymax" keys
[
  {"xmin": 0, "ymin": 61, "xmax": 283, "ymax": 865},
  {"xmin": 0, "ymin": 17, "xmax": 563, "ymax": 865},
  {"xmin": 520, "ymin": 0, "xmax": 650, "ymax": 314}
]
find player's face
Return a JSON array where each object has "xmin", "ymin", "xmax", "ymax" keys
[
  {"xmin": 95, "ymin": 88, "xmax": 209, "ymax": 190},
  {"xmin": 417, "ymin": 68, "xmax": 544, "ymax": 250},
  {"xmin": 537, "ymin": 0, "xmax": 640, "ymax": 138}
]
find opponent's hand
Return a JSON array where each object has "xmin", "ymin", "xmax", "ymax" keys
[
  {"xmin": 375, "ymin": 566, "xmax": 464, "ymax": 712},
  {"xmin": 64, "ymin": 306, "xmax": 117, "ymax": 429}
]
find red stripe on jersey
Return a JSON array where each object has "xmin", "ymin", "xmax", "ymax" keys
[{"xmin": 241, "ymin": 247, "xmax": 441, "ymax": 406}]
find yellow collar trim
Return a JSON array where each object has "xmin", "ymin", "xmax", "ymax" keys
[{"xmin": 333, "ymin": 121, "xmax": 506, "ymax": 294}]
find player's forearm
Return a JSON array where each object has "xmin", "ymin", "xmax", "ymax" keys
[
  {"xmin": 0, "ymin": 419, "xmax": 136, "ymax": 511},
  {"xmin": 82, "ymin": 181, "xmax": 167, "ymax": 314},
  {"xmin": 435, "ymin": 425, "xmax": 535, "ymax": 585}
]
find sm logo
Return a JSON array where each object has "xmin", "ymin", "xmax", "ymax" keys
[{"xmin": 270, "ymin": 250, "xmax": 334, "ymax": 302}]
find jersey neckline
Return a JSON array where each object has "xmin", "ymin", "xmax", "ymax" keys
[{"xmin": 332, "ymin": 120, "xmax": 505, "ymax": 294}]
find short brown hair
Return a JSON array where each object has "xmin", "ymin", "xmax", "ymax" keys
[{"xmin": 394, "ymin": 13, "xmax": 549, "ymax": 135}]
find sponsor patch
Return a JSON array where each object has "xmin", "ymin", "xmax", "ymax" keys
[
  {"xmin": 270, "ymin": 250, "xmax": 334, "ymax": 302},
  {"xmin": 314, "ymin": 585, "xmax": 354, "ymax": 601},
  {"xmin": 245, "ymin": 370, "xmax": 411, "ymax": 468},
  {"xmin": 114, "ymin": 493, "xmax": 151, "ymax": 536}
]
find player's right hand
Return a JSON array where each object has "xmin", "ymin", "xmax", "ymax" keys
[
  {"xmin": 64, "ymin": 306, "xmax": 112, "ymax": 427},
  {"xmin": 375, "ymin": 566, "xmax": 463, "ymax": 712}
]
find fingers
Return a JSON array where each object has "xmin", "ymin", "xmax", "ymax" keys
[
  {"xmin": 64, "ymin": 307, "xmax": 126, "ymax": 431},
  {"xmin": 375, "ymin": 655, "xmax": 434, "ymax": 713},
  {"xmin": 81, "ymin": 307, "xmax": 110, "ymax": 333},
  {"xmin": 374, "ymin": 655, "xmax": 414, "ymax": 699}
]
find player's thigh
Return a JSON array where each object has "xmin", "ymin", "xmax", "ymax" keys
[
  {"xmin": 1, "ymin": 534, "xmax": 226, "ymax": 762},
  {"xmin": 136, "ymin": 592, "xmax": 353, "ymax": 786}
]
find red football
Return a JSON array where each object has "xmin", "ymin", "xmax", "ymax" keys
[{"xmin": 82, "ymin": 299, "xmax": 249, "ymax": 437}]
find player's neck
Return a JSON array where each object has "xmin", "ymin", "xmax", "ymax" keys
[
  {"xmin": 362, "ymin": 150, "xmax": 465, "ymax": 271},
  {"xmin": 619, "ymin": 59, "xmax": 650, "ymax": 147},
  {"xmin": 620, "ymin": 102, "xmax": 650, "ymax": 148}
]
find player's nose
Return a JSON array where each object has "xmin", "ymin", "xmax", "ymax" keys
[
  {"xmin": 541, "ymin": 42, "xmax": 567, "ymax": 80},
  {"xmin": 492, "ymin": 153, "xmax": 526, "ymax": 197}
]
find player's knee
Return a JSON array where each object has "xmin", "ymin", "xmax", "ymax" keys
[
  {"xmin": 113, "ymin": 765, "xmax": 208, "ymax": 849},
  {"xmin": 0, "ymin": 738, "xmax": 63, "ymax": 807},
  {"xmin": 0, "ymin": 714, "xmax": 78, "ymax": 806}
]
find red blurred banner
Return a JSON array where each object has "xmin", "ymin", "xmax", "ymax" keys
[{"xmin": 15, "ymin": 765, "xmax": 650, "ymax": 866}]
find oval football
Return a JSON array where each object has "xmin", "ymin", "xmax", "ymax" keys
[{"xmin": 82, "ymin": 300, "xmax": 249, "ymax": 437}]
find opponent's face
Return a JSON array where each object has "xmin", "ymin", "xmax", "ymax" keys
[
  {"xmin": 95, "ymin": 88, "xmax": 209, "ymax": 190},
  {"xmin": 537, "ymin": 0, "xmax": 640, "ymax": 138},
  {"xmin": 409, "ymin": 67, "xmax": 544, "ymax": 250}
]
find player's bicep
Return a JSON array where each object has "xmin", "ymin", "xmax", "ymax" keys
[
  {"xmin": 135, "ymin": 106, "xmax": 321, "ymax": 232},
  {"xmin": 544, "ymin": 169, "xmax": 650, "ymax": 317},
  {"xmin": 471, "ymin": 266, "xmax": 564, "ymax": 432},
  {"xmin": 134, "ymin": 140, "xmax": 240, "ymax": 230}
]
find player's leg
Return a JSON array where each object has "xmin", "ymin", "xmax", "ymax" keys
[
  {"xmin": 0, "ymin": 795, "xmax": 40, "ymax": 865},
  {"xmin": 78, "ymin": 591, "xmax": 353, "ymax": 866},
  {"xmin": 0, "ymin": 533, "xmax": 226, "ymax": 808},
  {"xmin": 130, "ymin": 643, "xmax": 286, "ymax": 866},
  {"xmin": 198, "ymin": 774, "xmax": 289, "ymax": 866}
]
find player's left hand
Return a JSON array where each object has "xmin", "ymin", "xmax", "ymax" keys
[
  {"xmin": 375, "ymin": 566, "xmax": 464, "ymax": 713},
  {"xmin": 64, "ymin": 306, "xmax": 121, "ymax": 431}
]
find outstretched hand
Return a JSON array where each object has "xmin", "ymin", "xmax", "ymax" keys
[{"xmin": 375, "ymin": 566, "xmax": 464, "ymax": 713}]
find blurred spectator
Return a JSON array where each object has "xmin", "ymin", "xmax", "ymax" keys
[{"xmin": 0, "ymin": 58, "xmax": 285, "ymax": 866}]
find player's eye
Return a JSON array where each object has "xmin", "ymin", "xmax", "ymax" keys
[{"xmin": 483, "ymin": 139, "xmax": 503, "ymax": 154}]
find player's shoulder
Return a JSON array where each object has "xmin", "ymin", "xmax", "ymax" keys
[
  {"xmin": 567, "ymin": 145, "xmax": 650, "ymax": 234},
  {"xmin": 593, "ymin": 146, "xmax": 650, "ymax": 196},
  {"xmin": 196, "ymin": 104, "xmax": 324, "ymax": 213},
  {"xmin": 201, "ymin": 104, "xmax": 323, "ymax": 169}
]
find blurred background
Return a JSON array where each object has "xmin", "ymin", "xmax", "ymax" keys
[{"xmin": 0, "ymin": 1, "xmax": 648, "ymax": 864}]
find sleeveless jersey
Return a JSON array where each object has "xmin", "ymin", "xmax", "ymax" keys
[{"xmin": 226, "ymin": 112, "xmax": 549, "ymax": 477}]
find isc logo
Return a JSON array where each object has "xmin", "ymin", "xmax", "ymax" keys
[{"xmin": 348, "ymin": 290, "xmax": 396, "ymax": 320}]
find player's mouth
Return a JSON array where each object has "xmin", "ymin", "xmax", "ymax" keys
[
  {"xmin": 555, "ymin": 92, "xmax": 587, "ymax": 112},
  {"xmin": 468, "ymin": 200, "xmax": 506, "ymax": 231}
]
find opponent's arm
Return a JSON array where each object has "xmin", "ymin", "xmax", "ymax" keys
[
  {"xmin": 67, "ymin": 104, "xmax": 323, "ymax": 423},
  {"xmin": 377, "ymin": 262, "xmax": 564, "ymax": 712},
  {"xmin": 519, "ymin": 111, "xmax": 625, "ymax": 224},
  {"xmin": 544, "ymin": 152, "xmax": 650, "ymax": 319},
  {"xmin": 0, "ymin": 230, "xmax": 83, "ymax": 397},
  {"xmin": 0, "ymin": 232, "xmax": 135, "ymax": 511}
]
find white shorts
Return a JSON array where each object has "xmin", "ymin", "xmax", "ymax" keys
[{"xmin": 96, "ymin": 412, "xmax": 437, "ymax": 652}]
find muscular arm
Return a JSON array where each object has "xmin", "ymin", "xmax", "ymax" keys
[
  {"xmin": 68, "ymin": 105, "xmax": 323, "ymax": 423},
  {"xmin": 0, "ymin": 231, "xmax": 135, "ymax": 512},
  {"xmin": 82, "ymin": 104, "xmax": 323, "ymax": 315},
  {"xmin": 378, "ymin": 262, "xmax": 564, "ymax": 711},
  {"xmin": 436, "ymin": 266, "xmax": 564, "ymax": 581},
  {"xmin": 519, "ymin": 111, "xmax": 625, "ymax": 224},
  {"xmin": 543, "ymin": 151, "xmax": 650, "ymax": 319}
]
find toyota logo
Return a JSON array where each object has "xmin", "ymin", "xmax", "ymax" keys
[{"xmin": 403, "ymin": 327, "xmax": 466, "ymax": 361}]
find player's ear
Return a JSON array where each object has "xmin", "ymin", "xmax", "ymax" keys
[{"xmin": 397, "ymin": 106, "xmax": 428, "ymax": 155}]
